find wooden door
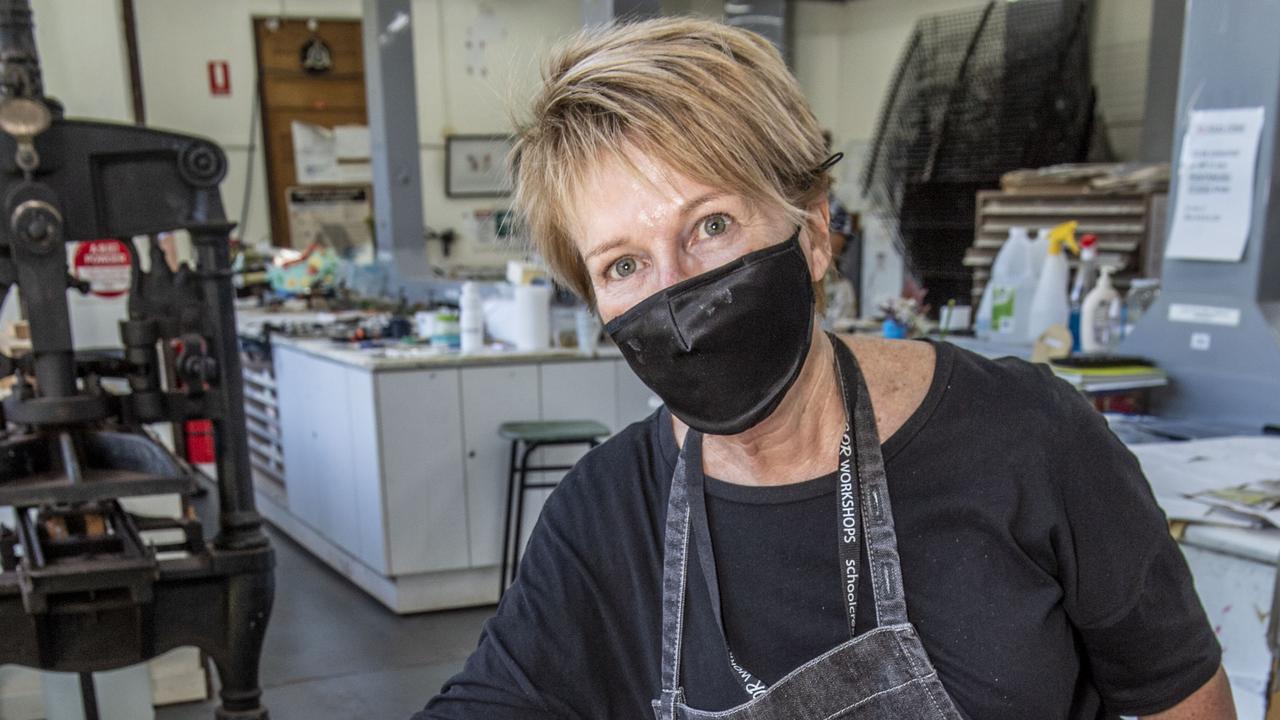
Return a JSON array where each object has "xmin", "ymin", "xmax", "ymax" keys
[{"xmin": 253, "ymin": 18, "xmax": 367, "ymax": 248}]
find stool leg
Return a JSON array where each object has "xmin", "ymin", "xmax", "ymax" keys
[
  {"xmin": 499, "ymin": 439, "xmax": 519, "ymax": 600},
  {"xmin": 79, "ymin": 672, "xmax": 100, "ymax": 720},
  {"xmin": 510, "ymin": 441, "xmax": 539, "ymax": 589}
]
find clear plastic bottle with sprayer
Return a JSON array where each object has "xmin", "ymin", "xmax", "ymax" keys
[{"xmin": 1068, "ymin": 233, "xmax": 1099, "ymax": 351}]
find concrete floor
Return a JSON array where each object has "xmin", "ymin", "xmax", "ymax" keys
[{"xmin": 156, "ymin": 527, "xmax": 492, "ymax": 720}]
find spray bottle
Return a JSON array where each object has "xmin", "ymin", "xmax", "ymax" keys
[
  {"xmin": 1068, "ymin": 233, "xmax": 1099, "ymax": 351},
  {"xmin": 1026, "ymin": 221, "xmax": 1079, "ymax": 344}
]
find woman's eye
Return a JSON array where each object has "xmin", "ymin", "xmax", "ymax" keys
[
  {"xmin": 610, "ymin": 256, "xmax": 638, "ymax": 279},
  {"xmin": 701, "ymin": 214, "xmax": 731, "ymax": 238}
]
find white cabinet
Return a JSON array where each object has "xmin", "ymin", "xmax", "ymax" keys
[
  {"xmin": 272, "ymin": 343, "xmax": 649, "ymax": 611},
  {"xmin": 346, "ymin": 371, "xmax": 387, "ymax": 572},
  {"xmin": 460, "ymin": 365, "xmax": 540, "ymax": 568},
  {"xmin": 275, "ymin": 346, "xmax": 387, "ymax": 572},
  {"xmin": 276, "ymin": 347, "xmax": 337, "ymax": 539},
  {"xmin": 376, "ymin": 369, "xmax": 469, "ymax": 575}
]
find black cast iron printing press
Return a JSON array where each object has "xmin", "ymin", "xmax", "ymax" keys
[{"xmin": 0, "ymin": 1, "xmax": 274, "ymax": 717}]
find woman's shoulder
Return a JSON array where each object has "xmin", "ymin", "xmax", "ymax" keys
[
  {"xmin": 839, "ymin": 335, "xmax": 938, "ymax": 441},
  {"xmin": 915, "ymin": 338, "xmax": 1102, "ymax": 452},
  {"xmin": 849, "ymin": 335, "xmax": 1090, "ymax": 441}
]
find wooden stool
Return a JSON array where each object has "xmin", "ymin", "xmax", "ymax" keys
[{"xmin": 498, "ymin": 420, "xmax": 610, "ymax": 598}]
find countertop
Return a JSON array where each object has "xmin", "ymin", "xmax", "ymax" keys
[
  {"xmin": 235, "ymin": 306, "xmax": 623, "ymax": 370},
  {"xmin": 269, "ymin": 335, "xmax": 623, "ymax": 371}
]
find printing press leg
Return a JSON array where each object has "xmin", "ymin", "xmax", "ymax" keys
[{"xmin": 211, "ymin": 571, "xmax": 274, "ymax": 720}]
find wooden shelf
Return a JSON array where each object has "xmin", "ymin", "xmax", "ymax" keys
[{"xmin": 969, "ymin": 189, "xmax": 1167, "ymax": 308}]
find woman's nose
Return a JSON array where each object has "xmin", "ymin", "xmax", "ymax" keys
[
  {"xmin": 656, "ymin": 263, "xmax": 687, "ymax": 289},
  {"xmin": 654, "ymin": 250, "xmax": 702, "ymax": 291}
]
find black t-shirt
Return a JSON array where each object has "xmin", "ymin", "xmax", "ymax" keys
[{"xmin": 418, "ymin": 341, "xmax": 1221, "ymax": 720}]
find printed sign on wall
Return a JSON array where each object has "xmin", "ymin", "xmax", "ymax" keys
[{"xmin": 207, "ymin": 60, "xmax": 231, "ymax": 96}]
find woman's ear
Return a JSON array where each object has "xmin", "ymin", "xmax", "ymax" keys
[{"xmin": 803, "ymin": 196, "xmax": 833, "ymax": 282}]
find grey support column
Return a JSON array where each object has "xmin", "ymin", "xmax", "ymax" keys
[
  {"xmin": 1139, "ymin": 0, "xmax": 1184, "ymax": 163},
  {"xmin": 582, "ymin": 0, "xmax": 660, "ymax": 26},
  {"xmin": 724, "ymin": 0, "xmax": 789, "ymax": 67},
  {"xmin": 1122, "ymin": 0, "xmax": 1280, "ymax": 430},
  {"xmin": 362, "ymin": 0, "xmax": 429, "ymax": 278}
]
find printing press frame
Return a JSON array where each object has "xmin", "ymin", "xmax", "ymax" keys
[{"xmin": 0, "ymin": 2, "xmax": 274, "ymax": 718}]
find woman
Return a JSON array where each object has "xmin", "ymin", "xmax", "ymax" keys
[{"xmin": 419, "ymin": 17, "xmax": 1232, "ymax": 720}]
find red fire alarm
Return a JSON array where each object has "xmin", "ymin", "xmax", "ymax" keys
[{"xmin": 207, "ymin": 60, "xmax": 231, "ymax": 96}]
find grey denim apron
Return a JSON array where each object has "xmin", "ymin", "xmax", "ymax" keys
[{"xmin": 652, "ymin": 334, "xmax": 967, "ymax": 720}]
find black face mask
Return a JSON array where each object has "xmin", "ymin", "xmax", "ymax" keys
[{"xmin": 603, "ymin": 228, "xmax": 815, "ymax": 436}]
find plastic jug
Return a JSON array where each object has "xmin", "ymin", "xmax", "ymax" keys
[{"xmin": 975, "ymin": 227, "xmax": 1038, "ymax": 340}]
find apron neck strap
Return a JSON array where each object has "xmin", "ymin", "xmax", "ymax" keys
[
  {"xmin": 829, "ymin": 334, "xmax": 911, "ymax": 627},
  {"xmin": 658, "ymin": 436, "xmax": 698, "ymax": 709}
]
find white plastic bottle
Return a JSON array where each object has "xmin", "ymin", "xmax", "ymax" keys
[
  {"xmin": 976, "ymin": 227, "xmax": 1038, "ymax": 340},
  {"xmin": 1080, "ymin": 266, "xmax": 1120, "ymax": 353},
  {"xmin": 1028, "ymin": 228, "xmax": 1049, "ymax": 280},
  {"xmin": 459, "ymin": 281, "xmax": 484, "ymax": 354},
  {"xmin": 1026, "ymin": 221, "xmax": 1079, "ymax": 343}
]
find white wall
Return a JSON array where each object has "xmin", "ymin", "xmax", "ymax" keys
[
  {"xmin": 133, "ymin": 0, "xmax": 361, "ymax": 252},
  {"xmin": 31, "ymin": 0, "xmax": 133, "ymax": 122},
  {"xmin": 411, "ymin": 0, "xmax": 582, "ymax": 268},
  {"xmin": 1091, "ymin": 0, "xmax": 1155, "ymax": 159},
  {"xmin": 21, "ymin": 0, "xmax": 1154, "ymax": 274},
  {"xmin": 127, "ymin": 0, "xmax": 584, "ymax": 268}
]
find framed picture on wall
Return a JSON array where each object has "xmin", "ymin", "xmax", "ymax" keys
[{"xmin": 446, "ymin": 134, "xmax": 514, "ymax": 198}]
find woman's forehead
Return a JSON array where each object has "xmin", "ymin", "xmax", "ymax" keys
[{"xmin": 570, "ymin": 147, "xmax": 722, "ymax": 237}]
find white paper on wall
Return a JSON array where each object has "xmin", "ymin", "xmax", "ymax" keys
[
  {"xmin": 291, "ymin": 122, "xmax": 372, "ymax": 185},
  {"xmin": 334, "ymin": 125, "xmax": 370, "ymax": 161},
  {"xmin": 1165, "ymin": 107, "xmax": 1265, "ymax": 262}
]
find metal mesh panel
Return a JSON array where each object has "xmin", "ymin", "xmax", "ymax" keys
[{"xmin": 861, "ymin": 0, "xmax": 1095, "ymax": 310}]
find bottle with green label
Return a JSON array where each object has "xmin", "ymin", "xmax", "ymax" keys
[{"xmin": 976, "ymin": 227, "xmax": 1038, "ymax": 342}]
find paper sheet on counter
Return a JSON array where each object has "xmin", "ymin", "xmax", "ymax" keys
[{"xmin": 1130, "ymin": 436, "xmax": 1280, "ymax": 528}]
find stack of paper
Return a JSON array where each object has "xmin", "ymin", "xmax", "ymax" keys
[
  {"xmin": 1050, "ymin": 362, "xmax": 1168, "ymax": 391},
  {"xmin": 1129, "ymin": 437, "xmax": 1280, "ymax": 529}
]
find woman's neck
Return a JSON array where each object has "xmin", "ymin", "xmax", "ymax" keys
[{"xmin": 671, "ymin": 325, "xmax": 846, "ymax": 486}]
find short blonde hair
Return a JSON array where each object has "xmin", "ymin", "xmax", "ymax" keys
[{"xmin": 509, "ymin": 16, "xmax": 831, "ymax": 307}]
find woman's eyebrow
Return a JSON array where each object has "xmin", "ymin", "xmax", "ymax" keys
[
  {"xmin": 679, "ymin": 191, "xmax": 727, "ymax": 219},
  {"xmin": 585, "ymin": 237, "xmax": 630, "ymax": 262},
  {"xmin": 584, "ymin": 191, "xmax": 729, "ymax": 262}
]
